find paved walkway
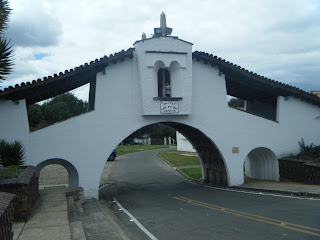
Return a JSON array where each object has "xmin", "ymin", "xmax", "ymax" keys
[
  {"xmin": 75, "ymin": 199, "xmax": 129, "ymax": 240},
  {"xmin": 12, "ymin": 186, "xmax": 126, "ymax": 240},
  {"xmin": 13, "ymin": 188, "xmax": 73, "ymax": 240},
  {"xmin": 236, "ymin": 177, "xmax": 320, "ymax": 197}
]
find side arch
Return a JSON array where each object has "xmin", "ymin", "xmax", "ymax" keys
[
  {"xmin": 244, "ymin": 147, "xmax": 279, "ymax": 181},
  {"xmin": 36, "ymin": 159, "xmax": 79, "ymax": 187}
]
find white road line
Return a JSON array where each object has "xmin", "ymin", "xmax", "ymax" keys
[
  {"xmin": 113, "ymin": 197, "xmax": 159, "ymax": 240},
  {"xmin": 204, "ymin": 185, "xmax": 320, "ymax": 201}
]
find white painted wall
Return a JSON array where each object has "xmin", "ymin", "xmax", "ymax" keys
[
  {"xmin": 176, "ymin": 131, "xmax": 195, "ymax": 152},
  {"xmin": 1, "ymin": 36, "xmax": 320, "ymax": 199},
  {"xmin": 0, "ymin": 99, "xmax": 30, "ymax": 156},
  {"xmin": 134, "ymin": 37, "xmax": 193, "ymax": 115},
  {"xmin": 0, "ymin": 99, "xmax": 29, "ymax": 140}
]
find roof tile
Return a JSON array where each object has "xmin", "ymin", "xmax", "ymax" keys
[
  {"xmin": 0, "ymin": 48, "xmax": 134, "ymax": 104},
  {"xmin": 192, "ymin": 51, "xmax": 320, "ymax": 107},
  {"xmin": 1, "ymin": 48, "xmax": 319, "ymax": 107}
]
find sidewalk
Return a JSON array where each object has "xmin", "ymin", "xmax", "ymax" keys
[
  {"xmin": 12, "ymin": 186, "xmax": 127, "ymax": 240},
  {"xmin": 13, "ymin": 187, "xmax": 79, "ymax": 240},
  {"xmin": 233, "ymin": 177, "xmax": 320, "ymax": 197}
]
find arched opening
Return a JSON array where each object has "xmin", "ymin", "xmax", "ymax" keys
[
  {"xmin": 244, "ymin": 147, "xmax": 279, "ymax": 181},
  {"xmin": 38, "ymin": 164, "xmax": 68, "ymax": 188},
  {"xmin": 157, "ymin": 69, "xmax": 171, "ymax": 97},
  {"xmin": 36, "ymin": 159, "xmax": 79, "ymax": 188},
  {"xmin": 100, "ymin": 122, "xmax": 228, "ymax": 188}
]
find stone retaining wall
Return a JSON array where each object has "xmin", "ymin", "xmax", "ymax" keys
[
  {"xmin": 0, "ymin": 192, "xmax": 15, "ymax": 240},
  {"xmin": 279, "ymin": 158, "xmax": 320, "ymax": 184},
  {"xmin": 0, "ymin": 166, "xmax": 38, "ymax": 222},
  {"xmin": 304, "ymin": 162, "xmax": 320, "ymax": 184}
]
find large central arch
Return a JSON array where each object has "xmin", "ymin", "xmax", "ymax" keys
[{"xmin": 99, "ymin": 122, "xmax": 229, "ymax": 194}]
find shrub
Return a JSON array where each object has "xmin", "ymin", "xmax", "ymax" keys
[
  {"xmin": 0, "ymin": 140, "xmax": 25, "ymax": 166},
  {"xmin": 296, "ymin": 139, "xmax": 320, "ymax": 161},
  {"xmin": 0, "ymin": 165, "xmax": 24, "ymax": 180},
  {"xmin": 298, "ymin": 139, "xmax": 315, "ymax": 154}
]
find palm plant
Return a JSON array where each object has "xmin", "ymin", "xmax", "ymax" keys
[
  {"xmin": 0, "ymin": 140, "xmax": 25, "ymax": 166},
  {"xmin": 0, "ymin": 0, "xmax": 13, "ymax": 83}
]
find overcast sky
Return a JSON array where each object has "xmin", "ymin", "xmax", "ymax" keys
[{"xmin": 1, "ymin": 0, "xmax": 319, "ymax": 100}]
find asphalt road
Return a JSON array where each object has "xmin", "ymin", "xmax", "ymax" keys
[{"xmin": 99, "ymin": 149, "xmax": 320, "ymax": 240}]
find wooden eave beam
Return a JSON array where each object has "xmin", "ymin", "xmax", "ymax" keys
[{"xmin": 0, "ymin": 49, "xmax": 134, "ymax": 102}]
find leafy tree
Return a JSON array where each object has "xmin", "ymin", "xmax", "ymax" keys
[
  {"xmin": 42, "ymin": 101, "xmax": 71, "ymax": 124},
  {"xmin": 45, "ymin": 93, "xmax": 88, "ymax": 116},
  {"xmin": 0, "ymin": 0, "xmax": 14, "ymax": 84},
  {"xmin": 149, "ymin": 124, "xmax": 175, "ymax": 138},
  {"xmin": 123, "ymin": 123, "xmax": 176, "ymax": 144},
  {"xmin": 0, "ymin": 140, "xmax": 25, "ymax": 166},
  {"xmin": 27, "ymin": 104, "xmax": 43, "ymax": 127},
  {"xmin": 228, "ymin": 97, "xmax": 244, "ymax": 109},
  {"xmin": 27, "ymin": 92, "xmax": 88, "ymax": 130}
]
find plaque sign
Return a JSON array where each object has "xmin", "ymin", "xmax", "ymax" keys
[{"xmin": 160, "ymin": 101, "xmax": 179, "ymax": 114}]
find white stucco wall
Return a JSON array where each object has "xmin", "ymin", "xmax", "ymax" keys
[
  {"xmin": 176, "ymin": 131, "xmax": 196, "ymax": 152},
  {"xmin": 134, "ymin": 37, "xmax": 193, "ymax": 115},
  {"xmin": 0, "ymin": 99, "xmax": 29, "ymax": 140},
  {"xmin": 0, "ymin": 99, "xmax": 30, "ymax": 155},
  {"xmin": 1, "ymin": 36, "xmax": 319, "ymax": 199}
]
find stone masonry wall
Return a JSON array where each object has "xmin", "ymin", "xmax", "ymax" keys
[
  {"xmin": 304, "ymin": 162, "xmax": 320, "ymax": 184},
  {"xmin": 0, "ymin": 192, "xmax": 15, "ymax": 240},
  {"xmin": 0, "ymin": 166, "xmax": 38, "ymax": 222},
  {"xmin": 279, "ymin": 158, "xmax": 320, "ymax": 184}
]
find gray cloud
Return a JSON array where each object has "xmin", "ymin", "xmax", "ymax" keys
[
  {"xmin": 6, "ymin": 4, "xmax": 62, "ymax": 47},
  {"xmin": 2, "ymin": 0, "xmax": 320, "ymax": 97}
]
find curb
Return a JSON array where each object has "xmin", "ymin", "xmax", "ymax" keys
[
  {"xmin": 156, "ymin": 153, "xmax": 320, "ymax": 198},
  {"xmin": 66, "ymin": 188, "xmax": 87, "ymax": 240},
  {"xmin": 231, "ymin": 186, "xmax": 320, "ymax": 198}
]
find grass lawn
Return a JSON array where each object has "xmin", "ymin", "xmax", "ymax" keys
[
  {"xmin": 158, "ymin": 150, "xmax": 200, "ymax": 166},
  {"xmin": 116, "ymin": 144, "xmax": 173, "ymax": 156},
  {"xmin": 158, "ymin": 150, "xmax": 202, "ymax": 180},
  {"xmin": 180, "ymin": 168, "xmax": 202, "ymax": 180}
]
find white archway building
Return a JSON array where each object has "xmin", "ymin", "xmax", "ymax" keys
[{"xmin": 1, "ymin": 16, "xmax": 319, "ymax": 199}]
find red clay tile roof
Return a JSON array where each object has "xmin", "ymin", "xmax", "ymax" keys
[
  {"xmin": 193, "ymin": 51, "xmax": 320, "ymax": 107},
  {"xmin": 0, "ymin": 48, "xmax": 319, "ymax": 108},
  {"xmin": 0, "ymin": 48, "xmax": 134, "ymax": 105}
]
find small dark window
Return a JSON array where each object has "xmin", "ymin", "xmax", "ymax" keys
[{"xmin": 157, "ymin": 69, "xmax": 171, "ymax": 97}]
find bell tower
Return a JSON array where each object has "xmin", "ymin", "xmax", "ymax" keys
[{"xmin": 134, "ymin": 12, "xmax": 193, "ymax": 115}]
